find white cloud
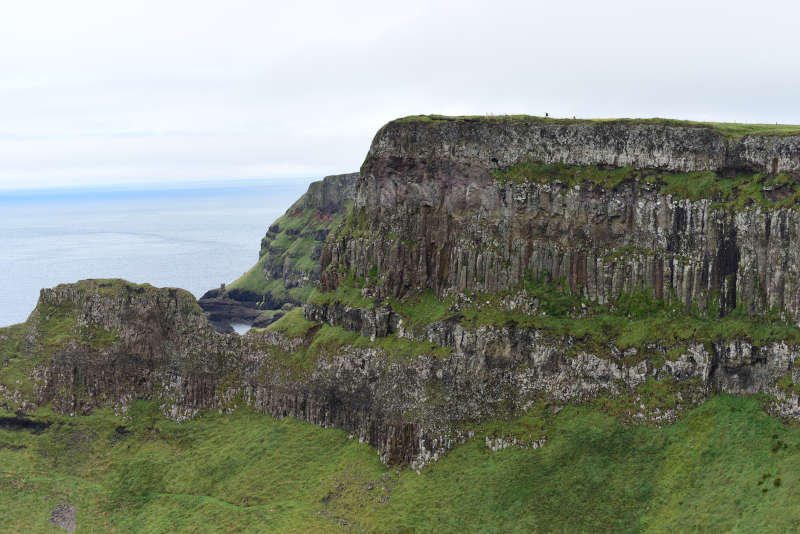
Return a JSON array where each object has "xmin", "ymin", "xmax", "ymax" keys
[{"xmin": 1, "ymin": 0, "xmax": 799, "ymax": 189}]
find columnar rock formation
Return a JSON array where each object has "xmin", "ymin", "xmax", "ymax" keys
[{"xmin": 323, "ymin": 117, "xmax": 800, "ymax": 321}]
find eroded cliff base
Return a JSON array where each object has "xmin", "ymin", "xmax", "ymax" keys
[{"xmin": 3, "ymin": 277, "xmax": 800, "ymax": 472}]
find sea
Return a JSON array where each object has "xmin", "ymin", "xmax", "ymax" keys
[{"xmin": 0, "ymin": 179, "xmax": 311, "ymax": 327}]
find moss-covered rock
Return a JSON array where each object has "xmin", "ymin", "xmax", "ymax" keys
[
  {"xmin": 229, "ymin": 172, "xmax": 357, "ymax": 300},
  {"xmin": 199, "ymin": 173, "xmax": 357, "ymax": 331}
]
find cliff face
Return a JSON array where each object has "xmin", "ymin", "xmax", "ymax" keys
[
  {"xmin": 200, "ymin": 172, "xmax": 357, "ymax": 331},
  {"xmin": 3, "ymin": 279, "xmax": 800, "ymax": 470},
  {"xmin": 6, "ymin": 116, "xmax": 800, "ymax": 469},
  {"xmin": 254, "ymin": 172, "xmax": 357, "ymax": 275},
  {"xmin": 323, "ymin": 117, "xmax": 800, "ymax": 321},
  {"xmin": 367, "ymin": 117, "xmax": 800, "ymax": 174},
  {"xmin": 291, "ymin": 172, "xmax": 358, "ymax": 217}
]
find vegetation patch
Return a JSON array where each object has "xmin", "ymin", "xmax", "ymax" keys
[
  {"xmin": 0, "ymin": 323, "xmax": 35, "ymax": 405},
  {"xmin": 594, "ymin": 377, "xmax": 703, "ymax": 422},
  {"xmin": 335, "ymin": 205, "xmax": 370, "ymax": 239},
  {"xmin": 365, "ymin": 333, "xmax": 451, "ymax": 361},
  {"xmin": 2, "ymin": 395, "xmax": 800, "ymax": 532},
  {"xmin": 0, "ymin": 298, "xmax": 119, "ymax": 408},
  {"xmin": 0, "ymin": 323, "xmax": 25, "ymax": 366},
  {"xmin": 0, "ymin": 302, "xmax": 81, "ymax": 402},
  {"xmin": 458, "ymin": 399, "xmax": 556, "ymax": 442},
  {"xmin": 455, "ymin": 276, "xmax": 800, "ymax": 360},
  {"xmin": 306, "ymin": 269, "xmax": 800, "ymax": 364},
  {"xmin": 266, "ymin": 315, "xmax": 451, "ymax": 367},
  {"xmin": 307, "ymin": 274, "xmax": 375, "ymax": 309},
  {"xmin": 492, "ymin": 161, "xmax": 800, "ymax": 210},
  {"xmin": 33, "ymin": 301, "xmax": 79, "ymax": 353},
  {"xmin": 226, "ymin": 254, "xmax": 271, "ymax": 294},
  {"xmin": 388, "ymin": 290, "xmax": 453, "ymax": 330},
  {"xmin": 303, "ymin": 323, "xmax": 449, "ymax": 363},
  {"xmin": 228, "ymin": 262, "xmax": 314, "ymax": 307},
  {"xmin": 777, "ymin": 368, "xmax": 800, "ymax": 397},
  {"xmin": 264, "ymin": 308, "xmax": 317, "ymax": 339},
  {"xmin": 227, "ymin": 200, "xmax": 350, "ymax": 305}
]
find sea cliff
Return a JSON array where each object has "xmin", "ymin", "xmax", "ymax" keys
[{"xmin": 4, "ymin": 116, "xmax": 800, "ymax": 469}]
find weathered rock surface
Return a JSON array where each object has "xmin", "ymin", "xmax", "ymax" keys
[
  {"xmin": 48, "ymin": 503, "xmax": 76, "ymax": 533},
  {"xmin": 323, "ymin": 118, "xmax": 800, "ymax": 321},
  {"xmin": 5, "ymin": 280, "xmax": 799, "ymax": 469},
  {"xmin": 368, "ymin": 117, "xmax": 800, "ymax": 174}
]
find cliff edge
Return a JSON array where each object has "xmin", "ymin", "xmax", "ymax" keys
[{"xmin": 368, "ymin": 115, "xmax": 800, "ymax": 173}]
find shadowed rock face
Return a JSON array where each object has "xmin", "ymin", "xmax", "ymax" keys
[
  {"xmin": 198, "ymin": 288, "xmax": 281, "ymax": 333},
  {"xmin": 322, "ymin": 119, "xmax": 800, "ymax": 322}
]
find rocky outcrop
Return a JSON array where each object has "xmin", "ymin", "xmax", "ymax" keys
[
  {"xmin": 322, "ymin": 117, "xmax": 800, "ymax": 321},
  {"xmin": 4, "ymin": 280, "xmax": 800, "ymax": 470},
  {"xmin": 255, "ymin": 172, "xmax": 356, "ymax": 287},
  {"xmin": 305, "ymin": 300, "xmax": 799, "ymax": 402},
  {"xmin": 198, "ymin": 288, "xmax": 281, "ymax": 333},
  {"xmin": 289, "ymin": 172, "xmax": 359, "ymax": 218}
]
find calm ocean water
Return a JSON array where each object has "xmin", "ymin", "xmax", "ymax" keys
[{"xmin": 0, "ymin": 179, "xmax": 311, "ymax": 327}]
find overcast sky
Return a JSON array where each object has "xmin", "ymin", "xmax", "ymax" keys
[{"xmin": 1, "ymin": 0, "xmax": 799, "ymax": 190}]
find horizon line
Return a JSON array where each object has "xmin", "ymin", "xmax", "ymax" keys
[{"xmin": 0, "ymin": 175, "xmax": 330, "ymax": 197}]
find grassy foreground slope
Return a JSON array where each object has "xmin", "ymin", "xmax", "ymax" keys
[{"xmin": 2, "ymin": 395, "xmax": 800, "ymax": 533}]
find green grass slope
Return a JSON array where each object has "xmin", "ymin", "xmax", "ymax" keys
[
  {"xmin": 226, "ymin": 193, "xmax": 351, "ymax": 308},
  {"xmin": 2, "ymin": 395, "xmax": 800, "ymax": 533}
]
